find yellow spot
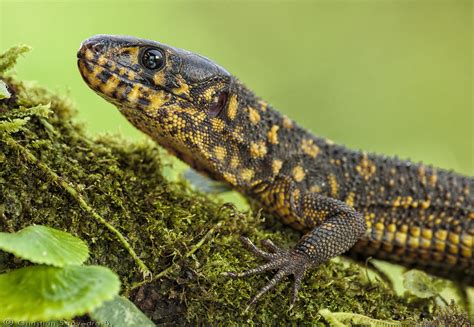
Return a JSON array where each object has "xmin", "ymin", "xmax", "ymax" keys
[
  {"xmin": 468, "ymin": 212, "xmax": 474, "ymax": 219},
  {"xmin": 392, "ymin": 196, "xmax": 401, "ymax": 207},
  {"xmin": 172, "ymin": 80, "xmax": 190, "ymax": 96},
  {"xmin": 240, "ymin": 168, "xmax": 254, "ymax": 182},
  {"xmin": 149, "ymin": 90, "xmax": 168, "ymax": 109},
  {"xmin": 410, "ymin": 226, "xmax": 421, "ymax": 237},
  {"xmin": 227, "ymin": 94, "xmax": 238, "ymax": 120},
  {"xmin": 250, "ymin": 141, "xmax": 267, "ymax": 158},
  {"xmin": 448, "ymin": 233, "xmax": 460, "ymax": 245},
  {"xmin": 223, "ymin": 172, "xmax": 237, "ymax": 185},
  {"xmin": 420, "ymin": 200, "xmax": 430, "ymax": 209},
  {"xmin": 434, "ymin": 239, "xmax": 446, "ymax": 252},
  {"xmin": 272, "ymin": 159, "xmax": 283, "ymax": 175},
  {"xmin": 214, "ymin": 146, "xmax": 227, "ymax": 161},
  {"xmin": 282, "ymin": 115, "xmax": 293, "ymax": 129},
  {"xmin": 194, "ymin": 111, "xmax": 207, "ymax": 123},
  {"xmin": 408, "ymin": 237, "xmax": 420, "ymax": 249},
  {"xmin": 328, "ymin": 174, "xmax": 339, "ymax": 197},
  {"xmin": 153, "ymin": 71, "xmax": 166, "ymax": 85},
  {"xmin": 462, "ymin": 234, "xmax": 472, "ymax": 247},
  {"xmin": 301, "ymin": 138, "xmax": 320, "ymax": 158},
  {"xmin": 428, "ymin": 173, "xmax": 437, "ymax": 187},
  {"xmin": 395, "ymin": 232, "xmax": 407, "ymax": 246},
  {"xmin": 126, "ymin": 84, "xmax": 142, "ymax": 103},
  {"xmin": 267, "ymin": 125, "xmax": 280, "ymax": 144},
  {"xmin": 375, "ymin": 222, "xmax": 384, "ymax": 231},
  {"xmin": 435, "ymin": 230, "xmax": 447, "ymax": 241},
  {"xmin": 461, "ymin": 247, "xmax": 472, "ymax": 258},
  {"xmin": 418, "ymin": 165, "xmax": 426, "ymax": 184},
  {"xmin": 356, "ymin": 154, "xmax": 376, "ymax": 180},
  {"xmin": 212, "ymin": 118, "xmax": 225, "ymax": 132},
  {"xmin": 345, "ymin": 192, "xmax": 355, "ymax": 207},
  {"xmin": 100, "ymin": 73, "xmax": 120, "ymax": 96},
  {"xmin": 325, "ymin": 138, "xmax": 335, "ymax": 145},
  {"xmin": 248, "ymin": 107, "xmax": 260, "ymax": 125},
  {"xmin": 230, "ymin": 155, "xmax": 240, "ymax": 169},
  {"xmin": 258, "ymin": 100, "xmax": 268, "ymax": 112},
  {"xmin": 228, "ymin": 126, "xmax": 244, "ymax": 144},
  {"xmin": 310, "ymin": 185, "xmax": 321, "ymax": 193},
  {"xmin": 448, "ymin": 244, "xmax": 458, "ymax": 254},
  {"xmin": 421, "ymin": 229, "xmax": 432, "ymax": 240},
  {"xmin": 292, "ymin": 166, "xmax": 305, "ymax": 182},
  {"xmin": 387, "ymin": 224, "xmax": 396, "ymax": 233}
]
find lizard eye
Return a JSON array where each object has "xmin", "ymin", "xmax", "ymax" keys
[
  {"xmin": 141, "ymin": 48, "xmax": 165, "ymax": 70},
  {"xmin": 208, "ymin": 91, "xmax": 228, "ymax": 118}
]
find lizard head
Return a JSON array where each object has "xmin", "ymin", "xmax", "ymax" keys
[{"xmin": 78, "ymin": 35, "xmax": 275, "ymax": 186}]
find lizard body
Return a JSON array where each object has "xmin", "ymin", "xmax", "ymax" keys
[{"xmin": 77, "ymin": 35, "xmax": 473, "ymax": 306}]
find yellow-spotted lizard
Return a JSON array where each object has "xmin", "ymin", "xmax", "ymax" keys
[{"xmin": 77, "ymin": 35, "xmax": 473, "ymax": 307}]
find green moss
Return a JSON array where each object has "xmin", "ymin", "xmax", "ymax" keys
[{"xmin": 0, "ymin": 46, "xmax": 444, "ymax": 324}]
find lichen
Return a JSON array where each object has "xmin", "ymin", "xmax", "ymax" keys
[{"xmin": 0, "ymin": 45, "xmax": 447, "ymax": 325}]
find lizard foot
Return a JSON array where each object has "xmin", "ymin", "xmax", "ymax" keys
[{"xmin": 226, "ymin": 236, "xmax": 312, "ymax": 310}]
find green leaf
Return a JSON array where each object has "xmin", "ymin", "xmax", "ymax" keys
[
  {"xmin": 0, "ymin": 225, "xmax": 89, "ymax": 267},
  {"xmin": 0, "ymin": 265, "xmax": 120, "ymax": 321},
  {"xmin": 0, "ymin": 80, "xmax": 11, "ymax": 100},
  {"xmin": 403, "ymin": 269, "xmax": 446, "ymax": 298},
  {"xmin": 90, "ymin": 296, "xmax": 155, "ymax": 327}
]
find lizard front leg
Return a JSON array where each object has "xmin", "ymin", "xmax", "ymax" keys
[{"xmin": 227, "ymin": 178, "xmax": 366, "ymax": 308}]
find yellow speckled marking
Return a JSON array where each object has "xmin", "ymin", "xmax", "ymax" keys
[
  {"xmin": 435, "ymin": 229, "xmax": 447, "ymax": 241},
  {"xmin": 231, "ymin": 125, "xmax": 245, "ymax": 144},
  {"xmin": 248, "ymin": 107, "xmax": 260, "ymax": 125},
  {"xmin": 267, "ymin": 125, "xmax": 280, "ymax": 144},
  {"xmin": 345, "ymin": 192, "xmax": 355, "ymax": 207},
  {"xmin": 211, "ymin": 118, "xmax": 225, "ymax": 132},
  {"xmin": 227, "ymin": 94, "xmax": 238, "ymax": 120},
  {"xmin": 172, "ymin": 75, "xmax": 190, "ymax": 97},
  {"xmin": 272, "ymin": 159, "xmax": 283, "ymax": 175},
  {"xmin": 230, "ymin": 155, "xmax": 240, "ymax": 169},
  {"xmin": 301, "ymin": 138, "xmax": 320, "ymax": 158},
  {"xmin": 153, "ymin": 71, "xmax": 166, "ymax": 86},
  {"xmin": 214, "ymin": 145, "xmax": 227, "ymax": 161},
  {"xmin": 258, "ymin": 100, "xmax": 268, "ymax": 112},
  {"xmin": 223, "ymin": 172, "xmax": 237, "ymax": 185},
  {"xmin": 428, "ymin": 173, "xmax": 437, "ymax": 187},
  {"xmin": 250, "ymin": 141, "xmax": 267, "ymax": 158},
  {"xmin": 420, "ymin": 200, "xmax": 430, "ymax": 209},
  {"xmin": 356, "ymin": 154, "xmax": 376, "ymax": 180},
  {"xmin": 292, "ymin": 166, "xmax": 305, "ymax": 182},
  {"xmin": 282, "ymin": 115, "xmax": 293, "ymax": 129},
  {"xmin": 328, "ymin": 174, "xmax": 339, "ymax": 197},
  {"xmin": 387, "ymin": 223, "xmax": 396, "ymax": 233},
  {"xmin": 240, "ymin": 168, "xmax": 254, "ymax": 182}
]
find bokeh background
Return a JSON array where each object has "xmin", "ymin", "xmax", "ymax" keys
[{"xmin": 1, "ymin": 0, "xmax": 472, "ymax": 300}]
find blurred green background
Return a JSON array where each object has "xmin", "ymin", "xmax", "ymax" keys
[{"xmin": 0, "ymin": 0, "xmax": 472, "ymax": 175}]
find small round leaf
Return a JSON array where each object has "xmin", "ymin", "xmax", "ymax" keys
[
  {"xmin": 0, "ymin": 265, "xmax": 120, "ymax": 321},
  {"xmin": 0, "ymin": 225, "xmax": 89, "ymax": 267}
]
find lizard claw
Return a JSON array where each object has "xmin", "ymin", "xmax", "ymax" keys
[{"xmin": 226, "ymin": 236, "xmax": 312, "ymax": 310}]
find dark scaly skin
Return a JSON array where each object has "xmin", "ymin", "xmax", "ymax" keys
[{"xmin": 77, "ymin": 35, "xmax": 474, "ymax": 307}]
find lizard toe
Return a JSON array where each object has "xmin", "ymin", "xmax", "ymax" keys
[{"xmin": 226, "ymin": 237, "xmax": 312, "ymax": 309}]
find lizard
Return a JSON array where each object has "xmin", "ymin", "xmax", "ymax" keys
[{"xmin": 77, "ymin": 34, "xmax": 473, "ymax": 308}]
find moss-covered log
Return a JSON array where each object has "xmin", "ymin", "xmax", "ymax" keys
[{"xmin": 0, "ymin": 46, "xmax": 465, "ymax": 325}]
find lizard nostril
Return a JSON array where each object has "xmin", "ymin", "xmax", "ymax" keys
[{"xmin": 92, "ymin": 43, "xmax": 104, "ymax": 53}]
